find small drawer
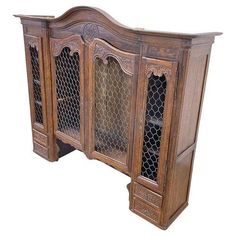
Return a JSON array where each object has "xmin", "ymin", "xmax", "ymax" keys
[
  {"xmin": 33, "ymin": 129, "xmax": 48, "ymax": 146},
  {"xmin": 133, "ymin": 197, "xmax": 160, "ymax": 224},
  {"xmin": 33, "ymin": 142, "xmax": 48, "ymax": 159},
  {"xmin": 134, "ymin": 182, "xmax": 162, "ymax": 207}
]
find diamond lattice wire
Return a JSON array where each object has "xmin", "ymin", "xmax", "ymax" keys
[
  {"xmin": 94, "ymin": 57, "xmax": 132, "ymax": 164},
  {"xmin": 141, "ymin": 74, "xmax": 167, "ymax": 181},
  {"xmin": 55, "ymin": 47, "xmax": 80, "ymax": 140},
  {"xmin": 30, "ymin": 46, "xmax": 43, "ymax": 124}
]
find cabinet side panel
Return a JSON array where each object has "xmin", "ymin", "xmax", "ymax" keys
[
  {"xmin": 177, "ymin": 46, "xmax": 210, "ymax": 155},
  {"xmin": 169, "ymin": 152, "xmax": 193, "ymax": 217},
  {"xmin": 163, "ymin": 45, "xmax": 212, "ymax": 226}
]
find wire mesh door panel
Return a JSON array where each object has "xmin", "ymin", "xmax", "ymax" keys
[
  {"xmin": 88, "ymin": 39, "xmax": 136, "ymax": 174},
  {"xmin": 133, "ymin": 57, "xmax": 177, "ymax": 193},
  {"xmin": 24, "ymin": 35, "xmax": 47, "ymax": 131},
  {"xmin": 50, "ymin": 36, "xmax": 84, "ymax": 150}
]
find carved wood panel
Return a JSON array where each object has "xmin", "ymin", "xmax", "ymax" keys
[
  {"xmin": 134, "ymin": 182, "xmax": 163, "ymax": 207},
  {"xmin": 133, "ymin": 197, "xmax": 160, "ymax": 223},
  {"xmin": 92, "ymin": 40, "xmax": 135, "ymax": 76}
]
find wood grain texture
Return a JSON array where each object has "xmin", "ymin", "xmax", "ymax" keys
[
  {"xmin": 133, "ymin": 182, "xmax": 162, "ymax": 207},
  {"xmin": 33, "ymin": 141, "xmax": 48, "ymax": 159},
  {"xmin": 177, "ymin": 45, "xmax": 211, "ymax": 155},
  {"xmin": 15, "ymin": 6, "xmax": 221, "ymax": 230},
  {"xmin": 159, "ymin": 44, "xmax": 213, "ymax": 229},
  {"xmin": 132, "ymin": 197, "xmax": 160, "ymax": 225},
  {"xmin": 33, "ymin": 129, "xmax": 48, "ymax": 146}
]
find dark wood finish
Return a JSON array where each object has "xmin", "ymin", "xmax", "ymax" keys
[
  {"xmin": 133, "ymin": 196, "xmax": 161, "ymax": 225},
  {"xmin": 132, "ymin": 57, "xmax": 177, "ymax": 194},
  {"xmin": 15, "ymin": 6, "xmax": 221, "ymax": 230},
  {"xmin": 24, "ymin": 35, "xmax": 47, "ymax": 132},
  {"xmin": 133, "ymin": 182, "xmax": 162, "ymax": 208},
  {"xmin": 33, "ymin": 141, "xmax": 48, "ymax": 159},
  {"xmin": 33, "ymin": 129, "xmax": 48, "ymax": 146},
  {"xmin": 50, "ymin": 35, "xmax": 85, "ymax": 151}
]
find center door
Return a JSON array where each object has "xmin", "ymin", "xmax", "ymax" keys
[{"xmin": 87, "ymin": 39, "xmax": 137, "ymax": 175}]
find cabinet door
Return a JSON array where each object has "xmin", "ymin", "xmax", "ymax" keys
[
  {"xmin": 50, "ymin": 35, "xmax": 84, "ymax": 150},
  {"xmin": 24, "ymin": 35, "xmax": 47, "ymax": 132},
  {"xmin": 88, "ymin": 39, "xmax": 137, "ymax": 174},
  {"xmin": 133, "ymin": 57, "xmax": 177, "ymax": 193}
]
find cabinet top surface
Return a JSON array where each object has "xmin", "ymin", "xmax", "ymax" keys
[{"xmin": 14, "ymin": 6, "xmax": 222, "ymax": 40}]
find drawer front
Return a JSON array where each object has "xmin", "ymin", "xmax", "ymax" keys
[
  {"xmin": 33, "ymin": 142, "xmax": 48, "ymax": 159},
  {"xmin": 33, "ymin": 129, "xmax": 48, "ymax": 146},
  {"xmin": 134, "ymin": 182, "xmax": 162, "ymax": 207},
  {"xmin": 133, "ymin": 197, "xmax": 160, "ymax": 224}
]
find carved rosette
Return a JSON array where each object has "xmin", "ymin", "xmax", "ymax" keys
[
  {"xmin": 25, "ymin": 36, "xmax": 39, "ymax": 51},
  {"xmin": 93, "ymin": 43, "xmax": 134, "ymax": 76},
  {"xmin": 145, "ymin": 64, "xmax": 172, "ymax": 79},
  {"xmin": 83, "ymin": 23, "xmax": 99, "ymax": 42}
]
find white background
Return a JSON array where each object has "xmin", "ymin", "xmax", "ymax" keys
[{"xmin": 0, "ymin": 0, "xmax": 235, "ymax": 235}]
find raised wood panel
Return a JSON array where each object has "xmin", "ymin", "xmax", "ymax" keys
[
  {"xmin": 168, "ymin": 151, "xmax": 193, "ymax": 218},
  {"xmin": 177, "ymin": 46, "xmax": 210, "ymax": 155},
  {"xmin": 134, "ymin": 182, "xmax": 162, "ymax": 207},
  {"xmin": 159, "ymin": 45, "xmax": 213, "ymax": 228},
  {"xmin": 132, "ymin": 197, "xmax": 160, "ymax": 225},
  {"xmin": 33, "ymin": 129, "xmax": 48, "ymax": 146},
  {"xmin": 33, "ymin": 142, "xmax": 48, "ymax": 159}
]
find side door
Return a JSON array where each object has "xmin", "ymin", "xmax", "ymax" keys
[{"xmin": 133, "ymin": 57, "xmax": 177, "ymax": 194}]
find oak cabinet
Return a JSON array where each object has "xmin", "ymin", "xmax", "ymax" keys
[{"xmin": 15, "ymin": 6, "xmax": 221, "ymax": 229}]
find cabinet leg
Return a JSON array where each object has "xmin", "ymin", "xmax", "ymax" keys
[
  {"xmin": 41, "ymin": 136, "xmax": 75, "ymax": 162},
  {"xmin": 55, "ymin": 139, "xmax": 75, "ymax": 159}
]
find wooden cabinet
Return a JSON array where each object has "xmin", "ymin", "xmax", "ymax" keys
[{"xmin": 15, "ymin": 6, "xmax": 221, "ymax": 230}]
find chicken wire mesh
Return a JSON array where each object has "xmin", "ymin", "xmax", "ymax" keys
[
  {"xmin": 30, "ymin": 46, "xmax": 43, "ymax": 124},
  {"xmin": 55, "ymin": 47, "xmax": 80, "ymax": 140},
  {"xmin": 94, "ymin": 57, "xmax": 132, "ymax": 164},
  {"xmin": 141, "ymin": 74, "xmax": 167, "ymax": 181}
]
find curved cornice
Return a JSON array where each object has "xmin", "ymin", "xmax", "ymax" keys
[{"xmin": 14, "ymin": 6, "xmax": 222, "ymax": 40}]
